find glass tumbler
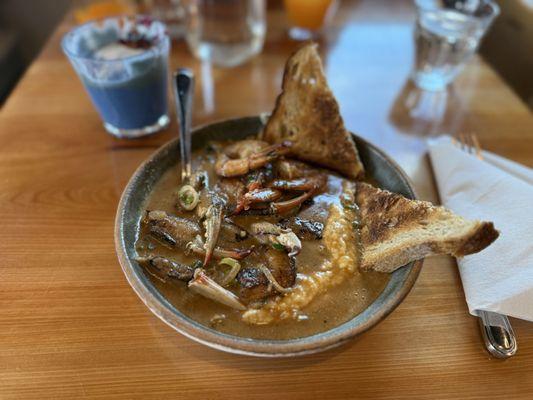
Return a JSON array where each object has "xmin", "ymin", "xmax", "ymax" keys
[
  {"xmin": 411, "ymin": 0, "xmax": 499, "ymax": 91},
  {"xmin": 284, "ymin": 0, "xmax": 337, "ymax": 40},
  {"xmin": 62, "ymin": 16, "xmax": 170, "ymax": 138},
  {"xmin": 185, "ymin": 0, "xmax": 266, "ymax": 67},
  {"xmin": 142, "ymin": 0, "xmax": 187, "ymax": 39}
]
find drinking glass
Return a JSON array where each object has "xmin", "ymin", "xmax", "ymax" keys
[
  {"xmin": 185, "ymin": 0, "xmax": 266, "ymax": 68},
  {"xmin": 411, "ymin": 0, "xmax": 499, "ymax": 91},
  {"xmin": 284, "ymin": 0, "xmax": 337, "ymax": 40},
  {"xmin": 62, "ymin": 16, "xmax": 170, "ymax": 138},
  {"xmin": 142, "ymin": 0, "xmax": 187, "ymax": 39}
]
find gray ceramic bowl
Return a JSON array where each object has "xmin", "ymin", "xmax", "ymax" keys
[{"xmin": 115, "ymin": 116, "xmax": 423, "ymax": 357}]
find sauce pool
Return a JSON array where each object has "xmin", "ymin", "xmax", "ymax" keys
[{"xmin": 136, "ymin": 146, "xmax": 390, "ymax": 340}]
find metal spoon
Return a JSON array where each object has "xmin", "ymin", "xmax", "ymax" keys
[
  {"xmin": 478, "ymin": 310, "xmax": 517, "ymax": 358},
  {"xmin": 173, "ymin": 68, "xmax": 195, "ymax": 183}
]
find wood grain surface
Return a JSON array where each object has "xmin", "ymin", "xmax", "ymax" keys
[{"xmin": 1, "ymin": 1, "xmax": 532, "ymax": 399}]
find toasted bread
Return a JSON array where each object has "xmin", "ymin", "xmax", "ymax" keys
[
  {"xmin": 262, "ymin": 42, "xmax": 365, "ymax": 180},
  {"xmin": 355, "ymin": 183, "xmax": 499, "ymax": 273}
]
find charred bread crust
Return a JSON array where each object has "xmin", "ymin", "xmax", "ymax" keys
[
  {"xmin": 355, "ymin": 182, "xmax": 499, "ymax": 273},
  {"xmin": 454, "ymin": 221, "xmax": 499, "ymax": 257},
  {"xmin": 263, "ymin": 42, "xmax": 365, "ymax": 180}
]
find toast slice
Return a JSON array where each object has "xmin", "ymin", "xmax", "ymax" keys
[
  {"xmin": 262, "ymin": 42, "xmax": 365, "ymax": 180},
  {"xmin": 355, "ymin": 183, "xmax": 499, "ymax": 273}
]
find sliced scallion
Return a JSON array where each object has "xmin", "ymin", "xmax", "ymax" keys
[
  {"xmin": 218, "ymin": 258, "xmax": 241, "ymax": 286},
  {"xmin": 178, "ymin": 185, "xmax": 199, "ymax": 211}
]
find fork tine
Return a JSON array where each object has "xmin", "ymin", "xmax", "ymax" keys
[
  {"xmin": 452, "ymin": 133, "xmax": 483, "ymax": 160},
  {"xmin": 451, "ymin": 136, "xmax": 458, "ymax": 147},
  {"xmin": 468, "ymin": 133, "xmax": 476, "ymax": 154},
  {"xmin": 466, "ymin": 133, "xmax": 474, "ymax": 154},
  {"xmin": 459, "ymin": 132, "xmax": 467, "ymax": 152},
  {"xmin": 470, "ymin": 133, "xmax": 483, "ymax": 160}
]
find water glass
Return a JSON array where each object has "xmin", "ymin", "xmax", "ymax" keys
[
  {"xmin": 62, "ymin": 16, "xmax": 170, "ymax": 138},
  {"xmin": 411, "ymin": 0, "xmax": 499, "ymax": 91},
  {"xmin": 185, "ymin": 0, "xmax": 266, "ymax": 67},
  {"xmin": 143, "ymin": 0, "xmax": 187, "ymax": 39}
]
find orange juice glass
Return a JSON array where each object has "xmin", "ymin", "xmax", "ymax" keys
[
  {"xmin": 74, "ymin": 1, "xmax": 136, "ymax": 23},
  {"xmin": 283, "ymin": 0, "xmax": 336, "ymax": 39}
]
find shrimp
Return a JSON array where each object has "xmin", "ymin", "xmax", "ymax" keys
[
  {"xmin": 215, "ymin": 140, "xmax": 292, "ymax": 178},
  {"xmin": 233, "ymin": 159, "xmax": 329, "ymax": 216}
]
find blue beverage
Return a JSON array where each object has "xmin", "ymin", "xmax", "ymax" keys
[
  {"xmin": 62, "ymin": 16, "xmax": 170, "ymax": 138},
  {"xmin": 83, "ymin": 55, "xmax": 168, "ymax": 130}
]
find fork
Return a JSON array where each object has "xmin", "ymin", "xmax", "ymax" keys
[{"xmin": 452, "ymin": 132, "xmax": 518, "ymax": 358}]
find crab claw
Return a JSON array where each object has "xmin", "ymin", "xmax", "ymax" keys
[
  {"xmin": 203, "ymin": 204, "xmax": 223, "ymax": 266},
  {"xmin": 269, "ymin": 190, "xmax": 316, "ymax": 214},
  {"xmin": 269, "ymin": 175, "xmax": 328, "ymax": 214},
  {"xmin": 187, "ymin": 235, "xmax": 253, "ymax": 260},
  {"xmin": 188, "ymin": 269, "xmax": 246, "ymax": 310},
  {"xmin": 233, "ymin": 188, "xmax": 282, "ymax": 215}
]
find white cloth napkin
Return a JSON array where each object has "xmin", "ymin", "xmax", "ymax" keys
[{"xmin": 427, "ymin": 136, "xmax": 533, "ymax": 322}]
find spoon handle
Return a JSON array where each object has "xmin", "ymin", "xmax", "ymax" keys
[
  {"xmin": 173, "ymin": 68, "xmax": 195, "ymax": 182},
  {"xmin": 478, "ymin": 310, "xmax": 517, "ymax": 358}
]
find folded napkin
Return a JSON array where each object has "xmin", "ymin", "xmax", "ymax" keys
[{"xmin": 428, "ymin": 136, "xmax": 533, "ymax": 322}]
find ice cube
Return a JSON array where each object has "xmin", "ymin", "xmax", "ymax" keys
[{"xmin": 94, "ymin": 43, "xmax": 145, "ymax": 60}]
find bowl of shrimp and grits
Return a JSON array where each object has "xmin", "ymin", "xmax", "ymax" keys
[{"xmin": 114, "ymin": 116, "xmax": 422, "ymax": 357}]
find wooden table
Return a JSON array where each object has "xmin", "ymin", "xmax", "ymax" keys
[{"xmin": 1, "ymin": 1, "xmax": 532, "ymax": 398}]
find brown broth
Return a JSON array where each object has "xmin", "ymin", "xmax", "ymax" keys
[{"xmin": 136, "ymin": 146, "xmax": 389, "ymax": 340}]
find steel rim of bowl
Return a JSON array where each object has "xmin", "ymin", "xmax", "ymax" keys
[{"xmin": 114, "ymin": 116, "xmax": 423, "ymax": 357}]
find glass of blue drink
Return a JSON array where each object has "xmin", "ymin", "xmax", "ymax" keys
[{"xmin": 62, "ymin": 16, "xmax": 170, "ymax": 138}]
